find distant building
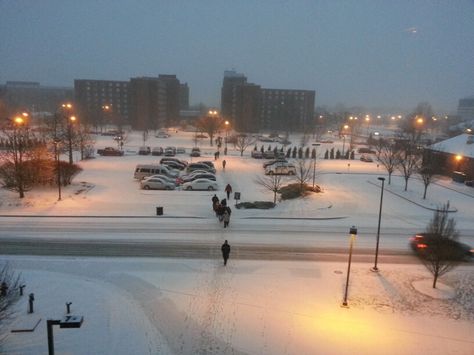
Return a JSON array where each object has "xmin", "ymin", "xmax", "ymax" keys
[
  {"xmin": 74, "ymin": 79, "xmax": 130, "ymax": 127},
  {"xmin": 0, "ymin": 81, "xmax": 73, "ymax": 115},
  {"xmin": 220, "ymin": 71, "xmax": 315, "ymax": 132},
  {"xmin": 457, "ymin": 96, "xmax": 474, "ymax": 121},
  {"xmin": 75, "ymin": 75, "xmax": 188, "ymax": 130},
  {"xmin": 427, "ymin": 133, "xmax": 474, "ymax": 179}
]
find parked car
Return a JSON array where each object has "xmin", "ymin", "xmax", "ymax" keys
[
  {"xmin": 263, "ymin": 150, "xmax": 276, "ymax": 159},
  {"xmin": 190, "ymin": 147, "xmax": 201, "ymax": 157},
  {"xmin": 358, "ymin": 147, "xmax": 376, "ymax": 154},
  {"xmin": 142, "ymin": 174, "xmax": 178, "ymax": 186},
  {"xmin": 196, "ymin": 161, "xmax": 216, "ymax": 173},
  {"xmin": 160, "ymin": 157, "xmax": 188, "ymax": 166},
  {"xmin": 151, "ymin": 147, "xmax": 163, "ymax": 156},
  {"xmin": 360, "ymin": 154, "xmax": 373, "ymax": 162},
  {"xmin": 263, "ymin": 158, "xmax": 288, "ymax": 168},
  {"xmin": 178, "ymin": 173, "xmax": 216, "ymax": 185},
  {"xmin": 186, "ymin": 163, "xmax": 214, "ymax": 173},
  {"xmin": 155, "ymin": 131, "xmax": 170, "ymax": 138},
  {"xmin": 465, "ymin": 180, "xmax": 474, "ymax": 187},
  {"xmin": 265, "ymin": 162, "xmax": 296, "ymax": 175},
  {"xmin": 97, "ymin": 147, "xmax": 124, "ymax": 156},
  {"xmin": 161, "ymin": 160, "xmax": 186, "ymax": 170},
  {"xmin": 134, "ymin": 164, "xmax": 179, "ymax": 180},
  {"xmin": 251, "ymin": 150, "xmax": 263, "ymax": 159},
  {"xmin": 176, "ymin": 147, "xmax": 186, "ymax": 154},
  {"xmin": 164, "ymin": 146, "xmax": 176, "ymax": 156},
  {"xmin": 409, "ymin": 233, "xmax": 473, "ymax": 261},
  {"xmin": 140, "ymin": 177, "xmax": 175, "ymax": 190},
  {"xmin": 138, "ymin": 146, "xmax": 151, "ymax": 155},
  {"xmin": 182, "ymin": 178, "xmax": 218, "ymax": 191}
]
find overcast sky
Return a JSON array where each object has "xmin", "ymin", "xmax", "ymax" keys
[{"xmin": 1, "ymin": 1, "xmax": 473, "ymax": 113}]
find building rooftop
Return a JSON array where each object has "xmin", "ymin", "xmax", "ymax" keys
[{"xmin": 429, "ymin": 133, "xmax": 474, "ymax": 158}]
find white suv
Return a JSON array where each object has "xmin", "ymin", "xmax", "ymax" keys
[{"xmin": 265, "ymin": 162, "xmax": 296, "ymax": 175}]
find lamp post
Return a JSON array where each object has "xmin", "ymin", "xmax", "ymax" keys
[
  {"xmin": 53, "ymin": 138, "xmax": 62, "ymax": 201},
  {"xmin": 67, "ymin": 115, "xmax": 77, "ymax": 164},
  {"xmin": 341, "ymin": 124, "xmax": 349, "ymax": 157},
  {"xmin": 342, "ymin": 226, "xmax": 357, "ymax": 307},
  {"xmin": 12, "ymin": 113, "xmax": 28, "ymax": 198},
  {"xmin": 47, "ymin": 315, "xmax": 83, "ymax": 355},
  {"xmin": 224, "ymin": 120, "xmax": 229, "ymax": 154},
  {"xmin": 312, "ymin": 143, "xmax": 320, "ymax": 188},
  {"xmin": 371, "ymin": 177, "xmax": 385, "ymax": 272}
]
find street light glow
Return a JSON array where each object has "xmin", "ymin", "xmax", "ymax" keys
[
  {"xmin": 455, "ymin": 155, "xmax": 462, "ymax": 162},
  {"xmin": 14, "ymin": 116, "xmax": 25, "ymax": 125},
  {"xmin": 70, "ymin": 116, "xmax": 77, "ymax": 122},
  {"xmin": 416, "ymin": 117, "xmax": 424, "ymax": 124}
]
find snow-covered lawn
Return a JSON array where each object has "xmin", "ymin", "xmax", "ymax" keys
[{"xmin": 1, "ymin": 256, "xmax": 473, "ymax": 355}]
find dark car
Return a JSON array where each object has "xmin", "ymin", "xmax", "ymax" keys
[
  {"xmin": 151, "ymin": 147, "xmax": 163, "ymax": 156},
  {"xmin": 161, "ymin": 160, "xmax": 186, "ymax": 170},
  {"xmin": 138, "ymin": 146, "xmax": 151, "ymax": 155},
  {"xmin": 186, "ymin": 163, "xmax": 215, "ymax": 174},
  {"xmin": 409, "ymin": 233, "xmax": 473, "ymax": 261}
]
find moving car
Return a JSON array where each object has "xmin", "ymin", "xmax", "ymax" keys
[
  {"xmin": 182, "ymin": 178, "xmax": 218, "ymax": 191},
  {"xmin": 140, "ymin": 177, "xmax": 175, "ymax": 190},
  {"xmin": 360, "ymin": 154, "xmax": 373, "ymax": 162},
  {"xmin": 265, "ymin": 162, "xmax": 296, "ymax": 175},
  {"xmin": 409, "ymin": 233, "xmax": 473, "ymax": 261}
]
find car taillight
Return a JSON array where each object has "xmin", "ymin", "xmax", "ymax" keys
[{"xmin": 417, "ymin": 243, "xmax": 428, "ymax": 249}]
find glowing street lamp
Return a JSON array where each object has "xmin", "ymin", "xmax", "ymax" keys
[
  {"xmin": 455, "ymin": 155, "xmax": 462, "ymax": 171},
  {"xmin": 224, "ymin": 120, "xmax": 230, "ymax": 154},
  {"xmin": 67, "ymin": 115, "xmax": 77, "ymax": 164},
  {"xmin": 342, "ymin": 125, "xmax": 349, "ymax": 156}
]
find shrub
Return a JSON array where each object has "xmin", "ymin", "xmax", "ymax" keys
[
  {"xmin": 235, "ymin": 201, "xmax": 276, "ymax": 209},
  {"xmin": 280, "ymin": 183, "xmax": 322, "ymax": 200}
]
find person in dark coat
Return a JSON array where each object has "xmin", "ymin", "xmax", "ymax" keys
[
  {"xmin": 220, "ymin": 198, "xmax": 227, "ymax": 207},
  {"xmin": 212, "ymin": 194, "xmax": 219, "ymax": 205},
  {"xmin": 217, "ymin": 204, "xmax": 225, "ymax": 221},
  {"xmin": 223, "ymin": 210, "xmax": 230, "ymax": 228},
  {"xmin": 225, "ymin": 184, "xmax": 232, "ymax": 199},
  {"xmin": 222, "ymin": 159, "xmax": 226, "ymax": 170},
  {"xmin": 221, "ymin": 240, "xmax": 231, "ymax": 265}
]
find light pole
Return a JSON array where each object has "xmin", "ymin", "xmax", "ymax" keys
[
  {"xmin": 371, "ymin": 177, "xmax": 385, "ymax": 272},
  {"xmin": 53, "ymin": 138, "xmax": 62, "ymax": 201},
  {"xmin": 224, "ymin": 120, "xmax": 229, "ymax": 154},
  {"xmin": 312, "ymin": 143, "xmax": 320, "ymax": 188},
  {"xmin": 341, "ymin": 125, "xmax": 349, "ymax": 157},
  {"xmin": 67, "ymin": 115, "xmax": 77, "ymax": 164},
  {"xmin": 342, "ymin": 226, "xmax": 357, "ymax": 307},
  {"xmin": 47, "ymin": 315, "xmax": 83, "ymax": 355}
]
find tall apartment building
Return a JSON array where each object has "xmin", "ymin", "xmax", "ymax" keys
[
  {"xmin": 75, "ymin": 75, "xmax": 188, "ymax": 130},
  {"xmin": 220, "ymin": 71, "xmax": 315, "ymax": 132},
  {"xmin": 179, "ymin": 83, "xmax": 190, "ymax": 110},
  {"xmin": 1, "ymin": 81, "xmax": 73, "ymax": 115},
  {"xmin": 457, "ymin": 96, "xmax": 474, "ymax": 121},
  {"xmin": 74, "ymin": 79, "xmax": 129, "ymax": 126}
]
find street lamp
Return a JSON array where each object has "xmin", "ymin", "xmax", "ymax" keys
[
  {"xmin": 312, "ymin": 143, "xmax": 320, "ymax": 188},
  {"xmin": 371, "ymin": 177, "xmax": 385, "ymax": 272},
  {"xmin": 47, "ymin": 315, "xmax": 83, "ymax": 355},
  {"xmin": 53, "ymin": 138, "xmax": 62, "ymax": 201},
  {"xmin": 224, "ymin": 120, "xmax": 230, "ymax": 154},
  {"xmin": 341, "ymin": 125, "xmax": 349, "ymax": 157},
  {"xmin": 342, "ymin": 226, "xmax": 357, "ymax": 307},
  {"xmin": 455, "ymin": 155, "xmax": 462, "ymax": 171},
  {"xmin": 67, "ymin": 115, "xmax": 77, "ymax": 164}
]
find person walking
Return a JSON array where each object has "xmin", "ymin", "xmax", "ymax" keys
[
  {"xmin": 223, "ymin": 210, "xmax": 230, "ymax": 228},
  {"xmin": 221, "ymin": 240, "xmax": 231, "ymax": 265},
  {"xmin": 225, "ymin": 184, "xmax": 232, "ymax": 200},
  {"xmin": 222, "ymin": 159, "xmax": 226, "ymax": 170}
]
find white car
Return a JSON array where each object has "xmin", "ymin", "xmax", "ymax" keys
[
  {"xmin": 265, "ymin": 162, "xmax": 296, "ymax": 175},
  {"xmin": 155, "ymin": 131, "xmax": 170, "ymax": 138},
  {"xmin": 142, "ymin": 174, "xmax": 178, "ymax": 186},
  {"xmin": 182, "ymin": 178, "xmax": 218, "ymax": 191},
  {"xmin": 140, "ymin": 177, "xmax": 176, "ymax": 190}
]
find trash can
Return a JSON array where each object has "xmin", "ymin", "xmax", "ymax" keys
[{"xmin": 156, "ymin": 207, "xmax": 163, "ymax": 215}]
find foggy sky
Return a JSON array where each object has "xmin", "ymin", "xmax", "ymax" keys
[{"xmin": 1, "ymin": 0, "xmax": 473, "ymax": 113}]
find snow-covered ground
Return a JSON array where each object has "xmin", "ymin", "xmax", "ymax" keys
[{"xmin": 0, "ymin": 129, "xmax": 473, "ymax": 354}]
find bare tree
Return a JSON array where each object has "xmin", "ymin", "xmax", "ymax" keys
[
  {"xmin": 397, "ymin": 139, "xmax": 422, "ymax": 191},
  {"xmin": 418, "ymin": 150, "xmax": 440, "ymax": 199},
  {"xmin": 75, "ymin": 123, "xmax": 96, "ymax": 160},
  {"xmin": 255, "ymin": 174, "xmax": 284, "ymax": 204},
  {"xmin": 0, "ymin": 263, "xmax": 22, "ymax": 338},
  {"xmin": 294, "ymin": 159, "xmax": 312, "ymax": 192},
  {"xmin": 196, "ymin": 115, "xmax": 224, "ymax": 146},
  {"xmin": 235, "ymin": 134, "xmax": 256, "ymax": 156},
  {"xmin": 0, "ymin": 118, "xmax": 36, "ymax": 198},
  {"xmin": 375, "ymin": 138, "xmax": 400, "ymax": 184},
  {"xmin": 421, "ymin": 203, "xmax": 460, "ymax": 288}
]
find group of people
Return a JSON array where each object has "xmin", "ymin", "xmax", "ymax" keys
[{"xmin": 212, "ymin": 194, "xmax": 232, "ymax": 228}]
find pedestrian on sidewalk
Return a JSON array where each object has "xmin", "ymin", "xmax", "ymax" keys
[
  {"xmin": 222, "ymin": 159, "xmax": 226, "ymax": 170},
  {"xmin": 221, "ymin": 240, "xmax": 231, "ymax": 265},
  {"xmin": 225, "ymin": 184, "xmax": 232, "ymax": 200},
  {"xmin": 223, "ymin": 210, "xmax": 230, "ymax": 228}
]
